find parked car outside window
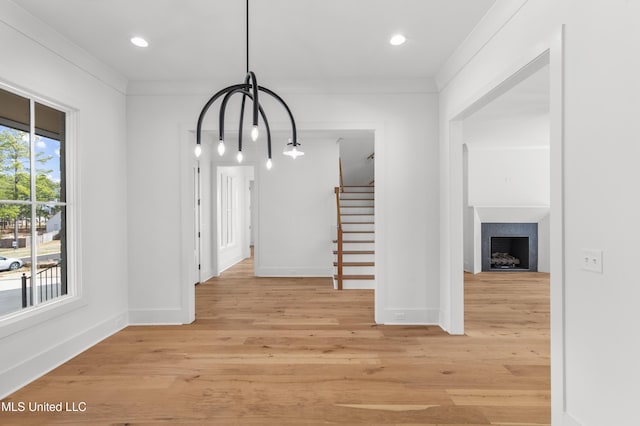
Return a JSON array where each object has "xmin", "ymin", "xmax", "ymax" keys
[{"xmin": 0, "ymin": 256, "xmax": 23, "ymax": 271}]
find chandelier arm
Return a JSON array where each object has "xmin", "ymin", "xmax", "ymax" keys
[
  {"xmin": 217, "ymin": 87, "xmax": 272, "ymax": 158},
  {"xmin": 219, "ymin": 87, "xmax": 250, "ymax": 141},
  {"xmin": 219, "ymin": 87, "xmax": 264, "ymax": 144},
  {"xmin": 258, "ymin": 86, "xmax": 298, "ymax": 146},
  {"xmin": 238, "ymin": 94, "xmax": 248, "ymax": 153},
  {"xmin": 245, "ymin": 71, "xmax": 259, "ymax": 127},
  {"xmin": 258, "ymin": 103, "xmax": 272, "ymax": 159},
  {"xmin": 196, "ymin": 83, "xmax": 249, "ymax": 146}
]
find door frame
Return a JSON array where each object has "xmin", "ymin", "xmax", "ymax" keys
[
  {"xmin": 181, "ymin": 121, "xmax": 387, "ymax": 323},
  {"xmin": 445, "ymin": 27, "xmax": 566, "ymax": 422},
  {"xmin": 194, "ymin": 164, "xmax": 201, "ymax": 284}
]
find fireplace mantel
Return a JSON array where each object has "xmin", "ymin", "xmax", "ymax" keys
[{"xmin": 473, "ymin": 206, "xmax": 549, "ymax": 223}]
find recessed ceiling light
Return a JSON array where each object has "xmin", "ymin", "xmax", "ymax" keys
[
  {"xmin": 130, "ymin": 36, "xmax": 149, "ymax": 48},
  {"xmin": 389, "ymin": 34, "xmax": 406, "ymax": 46}
]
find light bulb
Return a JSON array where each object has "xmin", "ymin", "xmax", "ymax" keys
[
  {"xmin": 217, "ymin": 140, "xmax": 225, "ymax": 156},
  {"xmin": 283, "ymin": 146, "xmax": 304, "ymax": 159},
  {"xmin": 194, "ymin": 145, "xmax": 202, "ymax": 158},
  {"xmin": 251, "ymin": 125, "xmax": 259, "ymax": 141},
  {"xmin": 130, "ymin": 36, "xmax": 149, "ymax": 48},
  {"xmin": 266, "ymin": 158, "xmax": 273, "ymax": 170},
  {"xmin": 389, "ymin": 34, "xmax": 406, "ymax": 46},
  {"xmin": 236, "ymin": 151, "xmax": 243, "ymax": 163}
]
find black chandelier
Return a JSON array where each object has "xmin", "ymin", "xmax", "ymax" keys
[{"xmin": 195, "ymin": 0, "xmax": 303, "ymax": 169}]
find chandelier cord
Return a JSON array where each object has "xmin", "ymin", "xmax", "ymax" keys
[{"xmin": 246, "ymin": 0, "xmax": 249, "ymax": 74}]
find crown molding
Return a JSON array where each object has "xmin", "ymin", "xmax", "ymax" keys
[
  {"xmin": 1, "ymin": 0, "xmax": 128, "ymax": 95},
  {"xmin": 435, "ymin": 0, "xmax": 529, "ymax": 92},
  {"xmin": 127, "ymin": 76, "xmax": 438, "ymax": 97}
]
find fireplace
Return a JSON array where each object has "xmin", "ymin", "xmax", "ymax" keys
[
  {"xmin": 491, "ymin": 236, "xmax": 529, "ymax": 269},
  {"xmin": 482, "ymin": 223, "xmax": 537, "ymax": 272}
]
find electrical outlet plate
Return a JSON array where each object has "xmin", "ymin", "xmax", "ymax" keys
[{"xmin": 581, "ymin": 249, "xmax": 603, "ymax": 273}]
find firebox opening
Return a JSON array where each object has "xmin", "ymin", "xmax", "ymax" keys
[{"xmin": 490, "ymin": 236, "xmax": 530, "ymax": 270}]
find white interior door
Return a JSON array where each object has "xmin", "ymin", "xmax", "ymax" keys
[{"xmin": 193, "ymin": 165, "xmax": 201, "ymax": 284}]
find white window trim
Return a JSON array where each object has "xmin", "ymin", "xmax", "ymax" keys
[{"xmin": 0, "ymin": 81, "xmax": 83, "ymax": 339}]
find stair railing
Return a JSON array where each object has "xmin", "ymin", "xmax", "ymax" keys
[
  {"xmin": 334, "ymin": 186, "xmax": 343, "ymax": 290},
  {"xmin": 339, "ymin": 159, "xmax": 344, "ymax": 193}
]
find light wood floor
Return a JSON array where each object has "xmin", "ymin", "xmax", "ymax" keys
[{"xmin": 3, "ymin": 257, "xmax": 550, "ymax": 425}]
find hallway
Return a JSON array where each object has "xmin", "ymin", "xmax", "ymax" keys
[{"xmin": 3, "ymin": 259, "xmax": 550, "ymax": 424}]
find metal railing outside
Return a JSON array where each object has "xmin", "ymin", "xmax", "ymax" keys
[{"xmin": 21, "ymin": 263, "xmax": 63, "ymax": 307}]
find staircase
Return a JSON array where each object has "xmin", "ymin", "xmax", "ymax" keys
[{"xmin": 333, "ymin": 185, "xmax": 375, "ymax": 289}]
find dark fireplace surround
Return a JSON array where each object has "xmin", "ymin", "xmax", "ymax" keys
[{"xmin": 481, "ymin": 223, "xmax": 538, "ymax": 272}]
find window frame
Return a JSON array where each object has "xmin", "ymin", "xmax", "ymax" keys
[{"xmin": 0, "ymin": 81, "xmax": 82, "ymax": 339}]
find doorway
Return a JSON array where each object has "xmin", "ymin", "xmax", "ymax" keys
[
  {"xmin": 460, "ymin": 61, "xmax": 552, "ymax": 362},
  {"xmin": 216, "ymin": 165, "xmax": 255, "ymax": 275},
  {"xmin": 462, "ymin": 61, "xmax": 550, "ymax": 278},
  {"xmin": 446, "ymin": 34, "xmax": 566, "ymax": 421}
]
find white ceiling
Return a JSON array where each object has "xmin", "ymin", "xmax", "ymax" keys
[
  {"xmin": 13, "ymin": 0, "xmax": 496, "ymax": 85},
  {"xmin": 463, "ymin": 64, "xmax": 550, "ymax": 148}
]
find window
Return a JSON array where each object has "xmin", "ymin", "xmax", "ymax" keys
[{"xmin": 0, "ymin": 85, "xmax": 69, "ymax": 319}]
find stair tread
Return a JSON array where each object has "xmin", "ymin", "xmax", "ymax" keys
[
  {"xmin": 333, "ymin": 262, "xmax": 375, "ymax": 267},
  {"xmin": 343, "ymin": 231, "xmax": 374, "ymax": 233},
  {"xmin": 334, "ymin": 274, "xmax": 375, "ymax": 280},
  {"xmin": 341, "ymin": 213, "xmax": 375, "ymax": 216},
  {"xmin": 342, "ymin": 221, "xmax": 374, "ymax": 224},
  {"xmin": 333, "ymin": 250, "xmax": 375, "ymax": 255},
  {"xmin": 333, "ymin": 240, "xmax": 374, "ymax": 243}
]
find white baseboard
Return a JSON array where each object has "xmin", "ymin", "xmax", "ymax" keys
[
  {"xmin": 382, "ymin": 308, "xmax": 440, "ymax": 325},
  {"xmin": 218, "ymin": 255, "xmax": 245, "ymax": 274},
  {"xmin": 342, "ymin": 281, "xmax": 375, "ymax": 290},
  {"xmin": 0, "ymin": 312, "xmax": 127, "ymax": 399},
  {"xmin": 438, "ymin": 309, "xmax": 465, "ymax": 335},
  {"xmin": 128, "ymin": 308, "xmax": 185, "ymax": 325},
  {"xmin": 439, "ymin": 309, "xmax": 451, "ymax": 332},
  {"xmin": 254, "ymin": 266, "xmax": 333, "ymax": 277},
  {"xmin": 564, "ymin": 412, "xmax": 582, "ymax": 426}
]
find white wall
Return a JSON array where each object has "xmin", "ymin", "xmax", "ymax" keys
[
  {"xmin": 0, "ymin": 1, "xmax": 128, "ymax": 397},
  {"xmin": 254, "ymin": 136, "xmax": 338, "ymax": 276},
  {"xmin": 439, "ymin": 1, "xmax": 640, "ymax": 424},
  {"xmin": 127, "ymin": 84, "xmax": 440, "ymax": 325},
  {"xmin": 467, "ymin": 146, "xmax": 550, "ymax": 206},
  {"xmin": 339, "ymin": 136, "xmax": 375, "ymax": 186}
]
